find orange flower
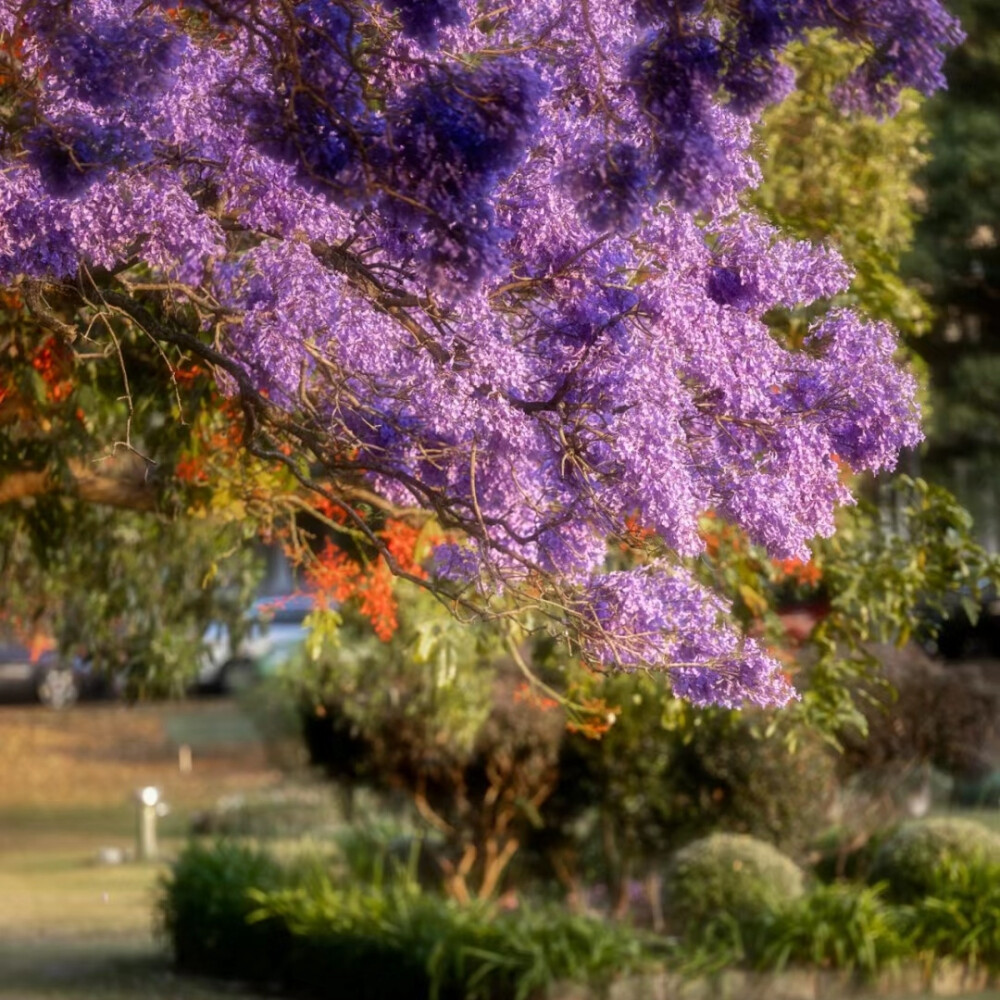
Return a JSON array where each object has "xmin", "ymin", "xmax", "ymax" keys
[
  {"xmin": 775, "ymin": 557, "xmax": 821, "ymax": 587},
  {"xmin": 512, "ymin": 682, "xmax": 559, "ymax": 712},
  {"xmin": 380, "ymin": 519, "xmax": 426, "ymax": 578},
  {"xmin": 306, "ymin": 539, "xmax": 362, "ymax": 604},
  {"xmin": 357, "ymin": 560, "xmax": 398, "ymax": 641}
]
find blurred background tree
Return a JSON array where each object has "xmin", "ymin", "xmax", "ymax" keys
[
  {"xmin": 905, "ymin": 0, "xmax": 1000, "ymax": 549},
  {"xmin": 0, "ymin": 300, "xmax": 284, "ymax": 690}
]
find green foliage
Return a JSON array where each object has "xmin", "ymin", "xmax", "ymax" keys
[
  {"xmin": 819, "ymin": 478, "xmax": 998, "ymax": 650},
  {"xmin": 756, "ymin": 883, "xmax": 908, "ymax": 977},
  {"xmin": 298, "ymin": 591, "xmax": 564, "ymax": 900},
  {"xmin": 253, "ymin": 880, "xmax": 653, "ymax": 1000},
  {"xmin": 542, "ymin": 672, "xmax": 836, "ymax": 910},
  {"xmin": 810, "ymin": 826, "xmax": 893, "ymax": 886},
  {"xmin": 0, "ymin": 505, "xmax": 262, "ymax": 695},
  {"xmin": 161, "ymin": 835, "xmax": 1000, "ymax": 992},
  {"xmin": 904, "ymin": 857, "xmax": 1000, "ymax": 971},
  {"xmin": 754, "ymin": 32, "xmax": 931, "ymax": 336},
  {"xmin": 662, "ymin": 833, "xmax": 805, "ymax": 930},
  {"xmin": 905, "ymin": 0, "xmax": 1000, "ymax": 543},
  {"xmin": 159, "ymin": 840, "xmax": 292, "ymax": 980},
  {"xmin": 296, "ymin": 587, "xmax": 499, "ymax": 776},
  {"xmin": 161, "ymin": 839, "xmax": 654, "ymax": 1000},
  {"xmin": 907, "ymin": 0, "xmax": 1000, "ymax": 315},
  {"xmin": 684, "ymin": 474, "xmax": 997, "ymax": 742},
  {"xmin": 0, "ymin": 300, "xmax": 280, "ymax": 694},
  {"xmin": 798, "ymin": 476, "xmax": 1000, "ymax": 737},
  {"xmin": 869, "ymin": 818, "xmax": 1000, "ymax": 904}
]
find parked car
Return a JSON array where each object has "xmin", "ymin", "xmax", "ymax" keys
[
  {"xmin": 0, "ymin": 639, "xmax": 97, "ymax": 709},
  {"xmin": 197, "ymin": 593, "xmax": 318, "ymax": 694}
]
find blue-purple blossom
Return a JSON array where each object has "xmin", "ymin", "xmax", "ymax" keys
[
  {"xmin": 384, "ymin": 0, "xmax": 466, "ymax": 46},
  {"xmin": 0, "ymin": 0, "xmax": 956, "ymax": 706},
  {"xmin": 582, "ymin": 566, "xmax": 795, "ymax": 707}
]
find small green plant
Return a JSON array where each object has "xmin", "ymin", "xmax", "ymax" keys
[
  {"xmin": 663, "ymin": 833, "xmax": 805, "ymax": 930},
  {"xmin": 162, "ymin": 837, "xmax": 658, "ymax": 1000},
  {"xmin": 159, "ymin": 840, "xmax": 292, "ymax": 980},
  {"xmin": 869, "ymin": 817, "xmax": 1000, "ymax": 903},
  {"xmin": 755, "ymin": 883, "xmax": 908, "ymax": 977},
  {"xmin": 903, "ymin": 857, "xmax": 1000, "ymax": 972},
  {"xmin": 250, "ymin": 878, "xmax": 655, "ymax": 1000}
]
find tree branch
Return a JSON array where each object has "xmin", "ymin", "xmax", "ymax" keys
[{"xmin": 0, "ymin": 455, "xmax": 157, "ymax": 511}]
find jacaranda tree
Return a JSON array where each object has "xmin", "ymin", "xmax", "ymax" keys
[{"xmin": 0, "ymin": 0, "xmax": 964, "ymax": 707}]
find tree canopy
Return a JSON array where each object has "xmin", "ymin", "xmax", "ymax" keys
[
  {"xmin": 0, "ymin": 0, "xmax": 965, "ymax": 706},
  {"xmin": 905, "ymin": 0, "xmax": 1000, "ymax": 548}
]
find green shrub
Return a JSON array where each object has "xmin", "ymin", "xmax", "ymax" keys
[
  {"xmin": 904, "ymin": 857, "xmax": 1000, "ymax": 971},
  {"xmin": 159, "ymin": 840, "xmax": 293, "ymax": 980},
  {"xmin": 755, "ymin": 883, "xmax": 908, "ymax": 977},
  {"xmin": 663, "ymin": 833, "xmax": 805, "ymax": 930},
  {"xmin": 252, "ymin": 879, "xmax": 653, "ymax": 1000},
  {"xmin": 162, "ymin": 838, "xmax": 655, "ymax": 999},
  {"xmin": 869, "ymin": 817, "xmax": 1000, "ymax": 903}
]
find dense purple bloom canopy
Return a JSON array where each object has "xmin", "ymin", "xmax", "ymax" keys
[{"xmin": 0, "ymin": 0, "xmax": 961, "ymax": 706}]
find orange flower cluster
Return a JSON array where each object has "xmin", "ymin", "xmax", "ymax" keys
[
  {"xmin": 305, "ymin": 519, "xmax": 432, "ymax": 641},
  {"xmin": 381, "ymin": 519, "xmax": 428, "ymax": 579},
  {"xmin": 175, "ymin": 455, "xmax": 210, "ymax": 484},
  {"xmin": 565, "ymin": 696, "xmax": 620, "ymax": 740},
  {"xmin": 622, "ymin": 512, "xmax": 656, "ymax": 549},
  {"xmin": 512, "ymin": 681, "xmax": 560, "ymax": 713},
  {"xmin": 307, "ymin": 539, "xmax": 363, "ymax": 605},
  {"xmin": 774, "ymin": 557, "xmax": 822, "ymax": 587},
  {"xmin": 357, "ymin": 563, "xmax": 397, "ymax": 641},
  {"xmin": 172, "ymin": 383, "xmax": 248, "ymax": 489},
  {"xmin": 699, "ymin": 511, "xmax": 746, "ymax": 557},
  {"xmin": 30, "ymin": 337, "xmax": 74, "ymax": 402}
]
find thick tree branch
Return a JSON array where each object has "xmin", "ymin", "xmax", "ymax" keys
[{"xmin": 0, "ymin": 455, "xmax": 157, "ymax": 511}]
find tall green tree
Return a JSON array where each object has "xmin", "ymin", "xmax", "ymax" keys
[{"xmin": 906, "ymin": 0, "xmax": 1000, "ymax": 546}]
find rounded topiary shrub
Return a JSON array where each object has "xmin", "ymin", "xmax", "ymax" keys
[
  {"xmin": 869, "ymin": 817, "xmax": 1000, "ymax": 903},
  {"xmin": 662, "ymin": 832, "xmax": 805, "ymax": 929}
]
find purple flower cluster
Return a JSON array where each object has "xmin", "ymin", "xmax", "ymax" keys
[
  {"xmin": 583, "ymin": 566, "xmax": 794, "ymax": 707},
  {"xmin": 0, "ymin": 0, "xmax": 957, "ymax": 706},
  {"xmin": 385, "ymin": 59, "xmax": 545, "ymax": 288},
  {"xmin": 384, "ymin": 0, "xmax": 465, "ymax": 47}
]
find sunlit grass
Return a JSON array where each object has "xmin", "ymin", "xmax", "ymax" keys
[
  {"xmin": 0, "ymin": 700, "xmax": 280, "ymax": 1000},
  {"xmin": 0, "ymin": 939, "xmax": 271, "ymax": 1000}
]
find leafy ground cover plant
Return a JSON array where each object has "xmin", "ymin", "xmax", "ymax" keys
[
  {"xmin": 755, "ymin": 882, "xmax": 909, "ymax": 978},
  {"xmin": 256, "ymin": 880, "xmax": 655, "ymax": 1000},
  {"xmin": 903, "ymin": 857, "xmax": 1000, "ymax": 972},
  {"xmin": 159, "ymin": 840, "xmax": 293, "ymax": 981},
  {"xmin": 162, "ymin": 839, "xmax": 656, "ymax": 1000},
  {"xmin": 162, "ymin": 832, "xmax": 1000, "ymax": 996}
]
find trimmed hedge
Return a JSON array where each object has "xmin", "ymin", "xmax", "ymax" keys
[
  {"xmin": 663, "ymin": 833, "xmax": 805, "ymax": 929},
  {"xmin": 868, "ymin": 817, "xmax": 1000, "ymax": 903}
]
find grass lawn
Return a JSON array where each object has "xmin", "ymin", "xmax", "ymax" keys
[
  {"xmin": 0, "ymin": 939, "xmax": 273, "ymax": 1000},
  {"xmin": 0, "ymin": 700, "xmax": 281, "ymax": 1000}
]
